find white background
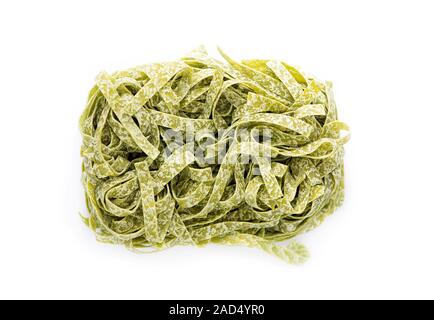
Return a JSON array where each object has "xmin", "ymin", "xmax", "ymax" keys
[{"xmin": 1, "ymin": 0, "xmax": 433, "ymax": 300}]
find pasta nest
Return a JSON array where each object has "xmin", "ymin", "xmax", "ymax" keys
[{"xmin": 79, "ymin": 47, "xmax": 350, "ymax": 263}]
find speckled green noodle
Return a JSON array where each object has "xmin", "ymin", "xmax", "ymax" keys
[{"xmin": 79, "ymin": 47, "xmax": 350, "ymax": 264}]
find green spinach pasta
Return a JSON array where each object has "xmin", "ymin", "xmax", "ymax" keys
[{"xmin": 79, "ymin": 47, "xmax": 350, "ymax": 264}]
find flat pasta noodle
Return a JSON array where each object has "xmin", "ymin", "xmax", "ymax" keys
[{"xmin": 80, "ymin": 47, "xmax": 350, "ymax": 264}]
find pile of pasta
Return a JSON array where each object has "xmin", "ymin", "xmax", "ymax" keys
[{"xmin": 79, "ymin": 47, "xmax": 349, "ymax": 263}]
